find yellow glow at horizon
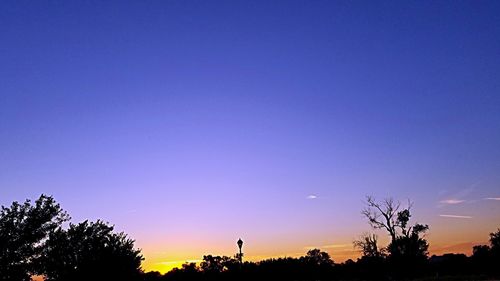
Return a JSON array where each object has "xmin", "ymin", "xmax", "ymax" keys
[
  {"xmin": 145, "ymin": 260, "xmax": 189, "ymax": 274},
  {"xmin": 139, "ymin": 214, "xmax": 497, "ymax": 275},
  {"xmin": 142, "ymin": 244, "xmax": 360, "ymax": 274},
  {"xmin": 141, "ymin": 237, "xmax": 490, "ymax": 274}
]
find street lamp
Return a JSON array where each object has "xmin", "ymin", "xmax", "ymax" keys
[{"xmin": 237, "ymin": 238, "xmax": 243, "ymax": 263}]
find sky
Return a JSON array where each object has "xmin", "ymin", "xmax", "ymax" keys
[{"xmin": 1, "ymin": 0, "xmax": 500, "ymax": 274}]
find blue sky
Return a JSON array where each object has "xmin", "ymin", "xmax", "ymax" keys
[{"xmin": 1, "ymin": 0, "xmax": 500, "ymax": 272}]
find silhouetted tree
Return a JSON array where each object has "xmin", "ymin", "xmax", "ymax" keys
[
  {"xmin": 143, "ymin": 271, "xmax": 163, "ymax": 281},
  {"xmin": 362, "ymin": 196, "xmax": 429, "ymax": 255},
  {"xmin": 181, "ymin": 262, "xmax": 199, "ymax": 273},
  {"xmin": 165, "ymin": 262, "xmax": 200, "ymax": 280},
  {"xmin": 361, "ymin": 196, "xmax": 429, "ymax": 277},
  {"xmin": 5, "ymin": 194, "xmax": 499, "ymax": 281},
  {"xmin": 140, "ymin": 231, "xmax": 500, "ymax": 281},
  {"xmin": 0, "ymin": 195, "xmax": 68, "ymax": 281},
  {"xmin": 362, "ymin": 196, "xmax": 402, "ymax": 242},
  {"xmin": 301, "ymin": 249, "xmax": 333, "ymax": 266},
  {"xmin": 221, "ymin": 256, "xmax": 241, "ymax": 271},
  {"xmin": 468, "ymin": 229, "xmax": 500, "ymax": 276},
  {"xmin": 489, "ymin": 228, "xmax": 500, "ymax": 275},
  {"xmin": 354, "ymin": 233, "xmax": 385, "ymax": 258},
  {"xmin": 41, "ymin": 220, "xmax": 143, "ymax": 281},
  {"xmin": 200, "ymin": 255, "xmax": 225, "ymax": 273},
  {"xmin": 429, "ymin": 253, "xmax": 469, "ymax": 277},
  {"xmin": 387, "ymin": 225, "xmax": 429, "ymax": 261},
  {"xmin": 490, "ymin": 228, "xmax": 500, "ymax": 256},
  {"xmin": 472, "ymin": 245, "xmax": 490, "ymax": 259},
  {"xmin": 301, "ymin": 249, "xmax": 334, "ymax": 280},
  {"xmin": 470, "ymin": 244, "xmax": 491, "ymax": 274},
  {"xmin": 352, "ymin": 233, "xmax": 387, "ymax": 280}
]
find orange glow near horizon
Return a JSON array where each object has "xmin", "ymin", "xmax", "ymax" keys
[
  {"xmin": 3, "ymin": 1, "xmax": 500, "ymax": 279},
  {"xmin": 141, "ymin": 236, "xmax": 490, "ymax": 274},
  {"xmin": 28, "ymin": 237, "xmax": 492, "ymax": 279}
]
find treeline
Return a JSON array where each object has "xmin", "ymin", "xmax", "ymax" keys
[
  {"xmin": 0, "ymin": 195, "xmax": 498, "ymax": 281},
  {"xmin": 143, "ymin": 242, "xmax": 500, "ymax": 281},
  {"xmin": 145, "ymin": 196, "xmax": 500, "ymax": 281}
]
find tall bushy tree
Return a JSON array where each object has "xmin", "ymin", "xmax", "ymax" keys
[
  {"xmin": 490, "ymin": 228, "xmax": 500, "ymax": 257},
  {"xmin": 301, "ymin": 249, "xmax": 333, "ymax": 266},
  {"xmin": 0, "ymin": 195, "xmax": 68, "ymax": 281},
  {"xmin": 387, "ymin": 224, "xmax": 429, "ymax": 262},
  {"xmin": 470, "ymin": 228, "xmax": 500, "ymax": 274},
  {"xmin": 41, "ymin": 220, "xmax": 143, "ymax": 281}
]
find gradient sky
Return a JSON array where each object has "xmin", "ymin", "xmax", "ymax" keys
[{"xmin": 1, "ymin": 0, "xmax": 500, "ymax": 273}]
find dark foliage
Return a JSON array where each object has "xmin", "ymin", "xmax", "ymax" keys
[
  {"xmin": 41, "ymin": 220, "xmax": 143, "ymax": 281},
  {"xmin": 0, "ymin": 195, "xmax": 68, "ymax": 281},
  {"xmin": 1, "ymin": 195, "xmax": 499, "ymax": 281},
  {"xmin": 490, "ymin": 228, "xmax": 500, "ymax": 257},
  {"xmin": 0, "ymin": 195, "xmax": 142, "ymax": 281},
  {"xmin": 360, "ymin": 196, "xmax": 430, "ymax": 278},
  {"xmin": 353, "ymin": 233, "xmax": 385, "ymax": 258},
  {"xmin": 147, "ymin": 249, "xmax": 334, "ymax": 281},
  {"xmin": 467, "ymin": 228, "xmax": 500, "ymax": 276}
]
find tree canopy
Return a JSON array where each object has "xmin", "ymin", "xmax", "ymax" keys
[
  {"xmin": 1, "ymin": 194, "xmax": 499, "ymax": 281},
  {"xmin": 0, "ymin": 195, "xmax": 68, "ymax": 281},
  {"xmin": 41, "ymin": 220, "xmax": 143, "ymax": 281},
  {"xmin": 0, "ymin": 195, "xmax": 143, "ymax": 281}
]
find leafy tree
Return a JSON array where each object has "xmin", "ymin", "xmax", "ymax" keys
[
  {"xmin": 221, "ymin": 256, "xmax": 240, "ymax": 271},
  {"xmin": 180, "ymin": 262, "xmax": 199, "ymax": 273},
  {"xmin": 143, "ymin": 271, "xmax": 163, "ymax": 281},
  {"xmin": 490, "ymin": 228, "xmax": 500, "ymax": 256},
  {"xmin": 489, "ymin": 228, "xmax": 500, "ymax": 274},
  {"xmin": 198, "ymin": 255, "xmax": 241, "ymax": 274},
  {"xmin": 472, "ymin": 245, "xmax": 490, "ymax": 259},
  {"xmin": 0, "ymin": 195, "xmax": 68, "ymax": 281},
  {"xmin": 165, "ymin": 263, "xmax": 200, "ymax": 280},
  {"xmin": 300, "ymin": 249, "xmax": 334, "ymax": 280},
  {"xmin": 301, "ymin": 249, "xmax": 333, "ymax": 266},
  {"xmin": 41, "ymin": 220, "xmax": 143, "ymax": 281},
  {"xmin": 387, "ymin": 227, "xmax": 429, "ymax": 261},
  {"xmin": 200, "ymin": 255, "xmax": 225, "ymax": 273}
]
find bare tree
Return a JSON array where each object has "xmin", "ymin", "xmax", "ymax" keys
[
  {"xmin": 362, "ymin": 196, "xmax": 399, "ymax": 242},
  {"xmin": 361, "ymin": 196, "xmax": 417, "ymax": 242},
  {"xmin": 353, "ymin": 233, "xmax": 384, "ymax": 258},
  {"xmin": 361, "ymin": 196, "xmax": 429, "ymax": 261}
]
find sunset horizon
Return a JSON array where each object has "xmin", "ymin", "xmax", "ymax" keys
[
  {"xmin": 1, "ymin": 1, "xmax": 499, "ymax": 280},
  {"xmin": 4, "ymin": 192, "xmax": 497, "ymax": 274}
]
